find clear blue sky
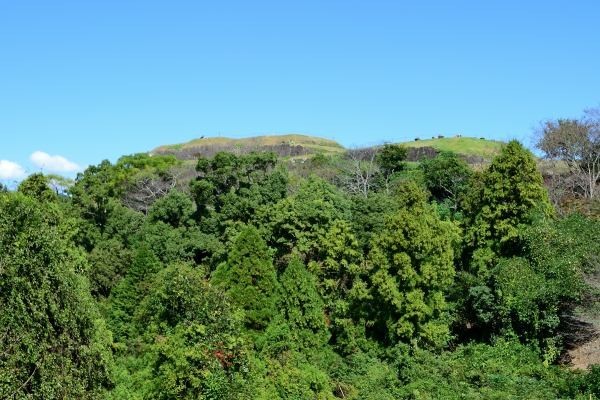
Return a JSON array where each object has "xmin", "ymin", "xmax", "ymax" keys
[{"xmin": 1, "ymin": 0, "xmax": 600, "ymax": 178}]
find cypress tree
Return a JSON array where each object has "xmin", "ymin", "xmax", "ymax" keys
[{"xmin": 213, "ymin": 225, "xmax": 279, "ymax": 330}]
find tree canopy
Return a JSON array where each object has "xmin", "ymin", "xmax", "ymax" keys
[{"xmin": 2, "ymin": 135, "xmax": 600, "ymax": 399}]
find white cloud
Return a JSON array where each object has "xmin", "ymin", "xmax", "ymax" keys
[
  {"xmin": 30, "ymin": 151, "xmax": 81, "ymax": 173},
  {"xmin": 0, "ymin": 160, "xmax": 27, "ymax": 180}
]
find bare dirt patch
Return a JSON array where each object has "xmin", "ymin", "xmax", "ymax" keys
[{"xmin": 565, "ymin": 273, "xmax": 600, "ymax": 370}]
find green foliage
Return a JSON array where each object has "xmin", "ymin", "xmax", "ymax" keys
[
  {"xmin": 464, "ymin": 140, "xmax": 552, "ymax": 258},
  {"xmin": 134, "ymin": 263, "xmax": 249, "ymax": 400},
  {"xmin": 366, "ymin": 184, "xmax": 459, "ymax": 348},
  {"xmin": 328, "ymin": 351, "xmax": 404, "ymax": 400},
  {"xmin": 17, "ymin": 173, "xmax": 58, "ymax": 202},
  {"xmin": 116, "ymin": 153, "xmax": 179, "ymax": 175},
  {"xmin": 147, "ymin": 190, "xmax": 195, "ymax": 228},
  {"xmin": 191, "ymin": 151, "xmax": 286, "ymax": 223},
  {"xmin": 260, "ymin": 176, "xmax": 351, "ymax": 259},
  {"xmin": 310, "ymin": 220, "xmax": 363, "ymax": 306},
  {"xmin": 350, "ymin": 192, "xmax": 399, "ymax": 251},
  {"xmin": 398, "ymin": 340, "xmax": 567, "ymax": 399},
  {"xmin": 0, "ymin": 193, "xmax": 113, "ymax": 399},
  {"xmin": 306, "ymin": 220, "xmax": 369, "ymax": 352},
  {"xmin": 248, "ymin": 351, "xmax": 335, "ymax": 400},
  {"xmin": 213, "ymin": 226, "xmax": 279, "ymax": 330},
  {"xmin": 376, "ymin": 143, "xmax": 408, "ymax": 176},
  {"xmin": 279, "ymin": 256, "xmax": 328, "ymax": 346},
  {"xmin": 71, "ymin": 160, "xmax": 125, "ymax": 228},
  {"xmin": 493, "ymin": 258, "xmax": 558, "ymax": 341},
  {"xmin": 4, "ymin": 137, "xmax": 599, "ymax": 399},
  {"xmin": 138, "ymin": 219, "xmax": 221, "ymax": 265},
  {"xmin": 565, "ymin": 365, "xmax": 600, "ymax": 399},
  {"xmin": 109, "ymin": 245, "xmax": 162, "ymax": 341},
  {"xmin": 464, "ymin": 215, "xmax": 591, "ymax": 353},
  {"xmin": 420, "ymin": 151, "xmax": 472, "ymax": 214},
  {"xmin": 72, "ymin": 155, "xmax": 180, "ymax": 229},
  {"xmin": 87, "ymin": 238, "xmax": 132, "ymax": 298},
  {"xmin": 101, "ymin": 202, "xmax": 145, "ymax": 247}
]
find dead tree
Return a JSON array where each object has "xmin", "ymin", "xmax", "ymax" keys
[{"xmin": 338, "ymin": 147, "xmax": 380, "ymax": 197}]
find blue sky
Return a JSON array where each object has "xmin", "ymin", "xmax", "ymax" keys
[{"xmin": 1, "ymin": 0, "xmax": 600, "ymax": 181}]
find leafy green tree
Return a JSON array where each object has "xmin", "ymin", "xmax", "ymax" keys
[
  {"xmin": 87, "ymin": 238, "xmax": 132, "ymax": 299},
  {"xmin": 17, "ymin": 173, "xmax": 58, "ymax": 202},
  {"xmin": 212, "ymin": 226, "xmax": 279, "ymax": 330},
  {"xmin": 109, "ymin": 244, "xmax": 162, "ymax": 341},
  {"xmin": 134, "ymin": 263, "xmax": 249, "ymax": 400},
  {"xmin": 138, "ymin": 219, "xmax": 222, "ymax": 265},
  {"xmin": 310, "ymin": 220, "xmax": 363, "ymax": 306},
  {"xmin": 72, "ymin": 155, "xmax": 181, "ymax": 227},
  {"xmin": 463, "ymin": 140, "xmax": 552, "ymax": 260},
  {"xmin": 191, "ymin": 151, "xmax": 286, "ymax": 223},
  {"xmin": 0, "ymin": 193, "xmax": 113, "ymax": 399},
  {"xmin": 101, "ymin": 201, "xmax": 145, "ymax": 247},
  {"xmin": 367, "ymin": 183, "xmax": 459, "ymax": 348},
  {"xmin": 307, "ymin": 220, "xmax": 368, "ymax": 351},
  {"xmin": 71, "ymin": 160, "xmax": 125, "ymax": 228},
  {"xmin": 260, "ymin": 177, "xmax": 351, "ymax": 260},
  {"xmin": 458, "ymin": 142, "xmax": 557, "ymax": 343},
  {"xmin": 147, "ymin": 189, "xmax": 195, "ymax": 228},
  {"xmin": 376, "ymin": 143, "xmax": 407, "ymax": 177},
  {"xmin": 464, "ymin": 215, "xmax": 592, "ymax": 355},
  {"xmin": 421, "ymin": 151, "xmax": 472, "ymax": 214},
  {"xmin": 350, "ymin": 192, "xmax": 400, "ymax": 251},
  {"xmin": 565, "ymin": 365, "xmax": 600, "ymax": 399},
  {"xmin": 279, "ymin": 255, "xmax": 328, "ymax": 346},
  {"xmin": 246, "ymin": 349, "xmax": 336, "ymax": 400}
]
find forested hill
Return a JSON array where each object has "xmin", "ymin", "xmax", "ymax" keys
[
  {"xmin": 1, "ymin": 130, "xmax": 599, "ymax": 398},
  {"xmin": 152, "ymin": 133, "xmax": 504, "ymax": 163}
]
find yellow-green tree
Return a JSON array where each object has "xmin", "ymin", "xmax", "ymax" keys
[
  {"xmin": 464, "ymin": 140, "xmax": 552, "ymax": 260},
  {"xmin": 367, "ymin": 183, "xmax": 459, "ymax": 348}
]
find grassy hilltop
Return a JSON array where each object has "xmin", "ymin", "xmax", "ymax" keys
[
  {"xmin": 153, "ymin": 133, "xmax": 505, "ymax": 163},
  {"xmin": 399, "ymin": 136, "xmax": 505, "ymax": 161},
  {"xmin": 153, "ymin": 134, "xmax": 345, "ymax": 159}
]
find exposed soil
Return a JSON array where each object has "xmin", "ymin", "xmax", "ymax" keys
[
  {"xmin": 569, "ymin": 336, "xmax": 600, "ymax": 370},
  {"xmin": 565, "ymin": 273, "xmax": 600, "ymax": 370}
]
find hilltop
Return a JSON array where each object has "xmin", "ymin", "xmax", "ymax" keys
[
  {"xmin": 398, "ymin": 136, "xmax": 505, "ymax": 163},
  {"xmin": 152, "ymin": 134, "xmax": 345, "ymax": 159},
  {"xmin": 152, "ymin": 133, "xmax": 506, "ymax": 165}
]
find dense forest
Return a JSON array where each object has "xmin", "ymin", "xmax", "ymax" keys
[{"xmin": 1, "ymin": 115, "xmax": 599, "ymax": 399}]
